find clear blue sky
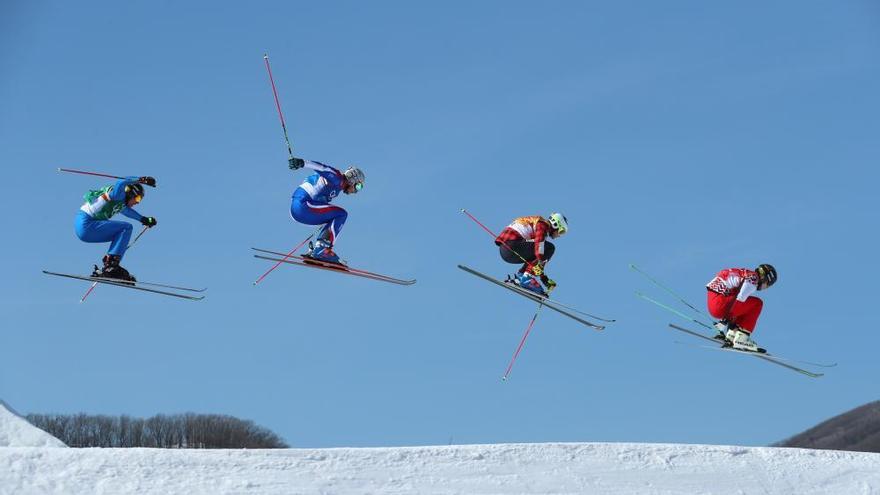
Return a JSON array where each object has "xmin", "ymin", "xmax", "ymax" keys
[{"xmin": 1, "ymin": 1, "xmax": 878, "ymax": 448}]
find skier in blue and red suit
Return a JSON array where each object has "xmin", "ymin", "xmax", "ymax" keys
[
  {"xmin": 75, "ymin": 176, "xmax": 157, "ymax": 281},
  {"xmin": 288, "ymin": 157, "xmax": 365, "ymax": 265}
]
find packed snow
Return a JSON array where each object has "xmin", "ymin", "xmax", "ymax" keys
[
  {"xmin": 2, "ymin": 399, "xmax": 878, "ymax": 494},
  {"xmin": 0, "ymin": 400, "xmax": 65, "ymax": 448},
  {"xmin": 2, "ymin": 441, "xmax": 879, "ymax": 494}
]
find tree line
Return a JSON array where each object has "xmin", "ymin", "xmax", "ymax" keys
[{"xmin": 26, "ymin": 412, "xmax": 288, "ymax": 448}]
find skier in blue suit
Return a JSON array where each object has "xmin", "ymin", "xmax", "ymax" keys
[
  {"xmin": 288, "ymin": 157, "xmax": 365, "ymax": 265},
  {"xmin": 75, "ymin": 176, "xmax": 157, "ymax": 281}
]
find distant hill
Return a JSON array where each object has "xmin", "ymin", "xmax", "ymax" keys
[{"xmin": 775, "ymin": 401, "xmax": 880, "ymax": 453}]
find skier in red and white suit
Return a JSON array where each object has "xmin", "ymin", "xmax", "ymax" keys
[{"xmin": 706, "ymin": 264, "xmax": 777, "ymax": 352}]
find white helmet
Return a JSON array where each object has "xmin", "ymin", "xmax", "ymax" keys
[
  {"xmin": 343, "ymin": 166, "xmax": 365, "ymax": 192},
  {"xmin": 548, "ymin": 212, "xmax": 568, "ymax": 236}
]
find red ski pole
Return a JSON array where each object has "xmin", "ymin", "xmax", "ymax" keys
[
  {"xmin": 253, "ymin": 226, "xmax": 322, "ymax": 286},
  {"xmin": 461, "ymin": 208, "xmax": 535, "ymax": 267},
  {"xmin": 502, "ymin": 303, "xmax": 544, "ymax": 381},
  {"xmin": 263, "ymin": 53, "xmax": 294, "ymax": 161}
]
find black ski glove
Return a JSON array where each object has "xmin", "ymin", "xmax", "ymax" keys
[
  {"xmin": 289, "ymin": 157, "xmax": 305, "ymax": 170},
  {"xmin": 140, "ymin": 216, "xmax": 158, "ymax": 227},
  {"xmin": 139, "ymin": 176, "xmax": 157, "ymax": 187}
]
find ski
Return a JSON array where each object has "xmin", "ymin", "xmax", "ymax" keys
[
  {"xmin": 252, "ymin": 249, "xmax": 416, "ymax": 286},
  {"xmin": 457, "ymin": 265, "xmax": 605, "ymax": 330},
  {"xmin": 667, "ymin": 324, "xmax": 826, "ymax": 378},
  {"xmin": 673, "ymin": 341, "xmax": 838, "ymax": 369},
  {"xmin": 43, "ymin": 271, "xmax": 205, "ymax": 301}
]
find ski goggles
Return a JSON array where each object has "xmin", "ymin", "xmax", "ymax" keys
[
  {"xmin": 354, "ymin": 182, "xmax": 363, "ymax": 192},
  {"xmin": 131, "ymin": 194, "xmax": 143, "ymax": 204}
]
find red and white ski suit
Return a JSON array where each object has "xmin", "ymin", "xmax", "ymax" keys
[{"xmin": 706, "ymin": 268, "xmax": 763, "ymax": 333}]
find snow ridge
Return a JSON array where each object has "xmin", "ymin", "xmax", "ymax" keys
[{"xmin": 0, "ymin": 400, "xmax": 65, "ymax": 448}]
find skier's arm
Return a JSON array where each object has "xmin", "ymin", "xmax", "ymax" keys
[
  {"xmin": 304, "ymin": 160, "xmax": 341, "ymax": 176},
  {"xmin": 533, "ymin": 222, "xmax": 549, "ymax": 262},
  {"xmin": 736, "ymin": 274, "xmax": 759, "ymax": 302},
  {"xmin": 107, "ymin": 177, "xmax": 141, "ymax": 202},
  {"xmin": 121, "ymin": 207, "xmax": 144, "ymax": 222}
]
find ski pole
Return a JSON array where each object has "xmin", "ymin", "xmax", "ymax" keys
[
  {"xmin": 263, "ymin": 53, "xmax": 294, "ymax": 161},
  {"xmin": 635, "ymin": 291, "xmax": 715, "ymax": 331},
  {"xmin": 461, "ymin": 208, "xmax": 535, "ymax": 268},
  {"xmin": 81, "ymin": 226, "xmax": 151, "ymax": 303},
  {"xmin": 502, "ymin": 303, "xmax": 543, "ymax": 381},
  {"xmin": 253, "ymin": 226, "xmax": 322, "ymax": 286},
  {"xmin": 58, "ymin": 168, "xmax": 125, "ymax": 181},
  {"xmin": 629, "ymin": 264, "xmax": 711, "ymax": 319},
  {"xmin": 58, "ymin": 168, "xmax": 158, "ymax": 189},
  {"xmin": 128, "ymin": 226, "xmax": 149, "ymax": 250}
]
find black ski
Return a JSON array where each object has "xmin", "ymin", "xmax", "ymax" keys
[
  {"xmin": 457, "ymin": 265, "xmax": 605, "ymax": 330},
  {"xmin": 43, "ymin": 271, "xmax": 205, "ymax": 301}
]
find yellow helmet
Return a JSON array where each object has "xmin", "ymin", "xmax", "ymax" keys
[{"xmin": 548, "ymin": 212, "xmax": 568, "ymax": 236}]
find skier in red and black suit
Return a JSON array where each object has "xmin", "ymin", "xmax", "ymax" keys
[
  {"xmin": 706, "ymin": 264, "xmax": 777, "ymax": 352},
  {"xmin": 494, "ymin": 213, "xmax": 568, "ymax": 297}
]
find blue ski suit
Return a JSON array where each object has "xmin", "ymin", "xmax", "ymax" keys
[
  {"xmin": 74, "ymin": 177, "xmax": 146, "ymax": 259},
  {"xmin": 290, "ymin": 160, "xmax": 348, "ymax": 244}
]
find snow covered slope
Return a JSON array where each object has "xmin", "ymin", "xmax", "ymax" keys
[
  {"xmin": 0, "ymin": 442, "xmax": 878, "ymax": 494},
  {"xmin": 0, "ymin": 400, "xmax": 65, "ymax": 448}
]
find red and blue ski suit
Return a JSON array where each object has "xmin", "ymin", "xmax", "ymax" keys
[
  {"xmin": 706, "ymin": 268, "xmax": 764, "ymax": 333},
  {"xmin": 290, "ymin": 160, "xmax": 348, "ymax": 245}
]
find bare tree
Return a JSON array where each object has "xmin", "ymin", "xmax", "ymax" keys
[{"xmin": 26, "ymin": 412, "xmax": 288, "ymax": 449}]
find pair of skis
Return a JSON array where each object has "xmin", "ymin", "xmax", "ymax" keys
[
  {"xmin": 458, "ymin": 265, "xmax": 611, "ymax": 330},
  {"xmin": 43, "ymin": 271, "xmax": 206, "ymax": 301},
  {"xmin": 459, "ymin": 265, "xmax": 615, "ymax": 380},
  {"xmin": 631, "ymin": 264, "xmax": 834, "ymax": 378},
  {"xmin": 252, "ymin": 247, "xmax": 416, "ymax": 286}
]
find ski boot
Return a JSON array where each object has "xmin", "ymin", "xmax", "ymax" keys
[
  {"xmin": 713, "ymin": 320, "xmax": 735, "ymax": 343},
  {"xmin": 93, "ymin": 254, "xmax": 136, "ymax": 283},
  {"xmin": 729, "ymin": 329, "xmax": 765, "ymax": 353},
  {"xmin": 303, "ymin": 239, "xmax": 346, "ymax": 267},
  {"xmin": 510, "ymin": 271, "xmax": 547, "ymax": 297}
]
